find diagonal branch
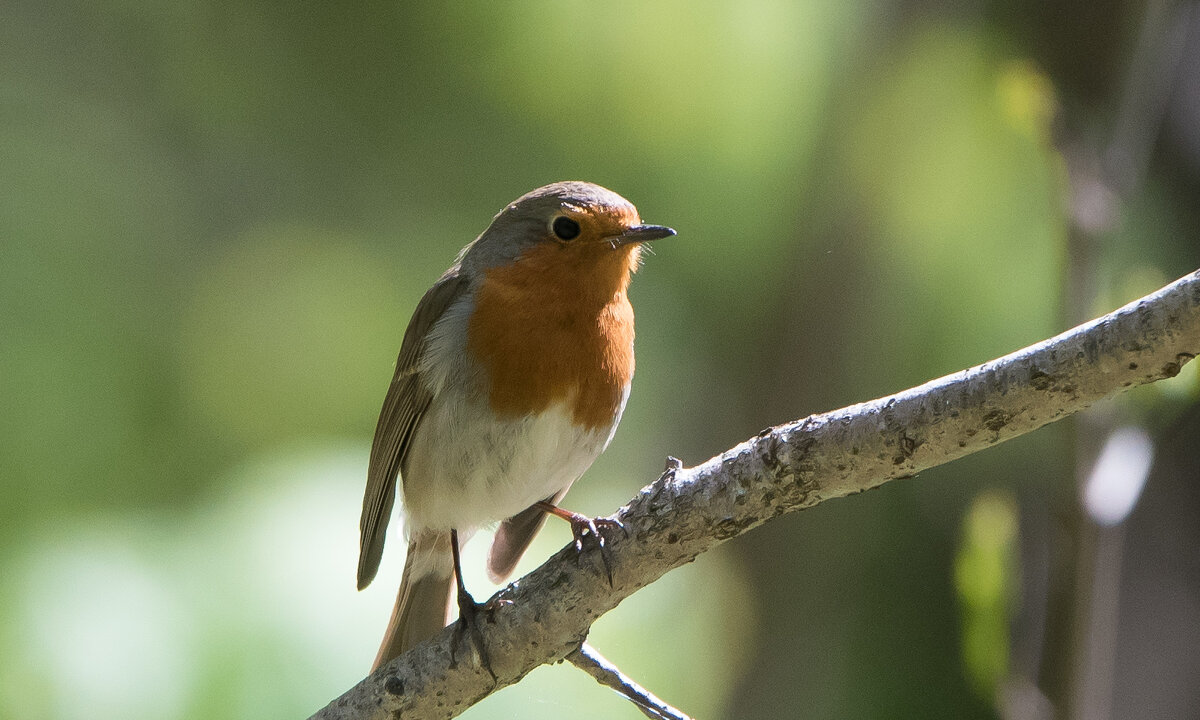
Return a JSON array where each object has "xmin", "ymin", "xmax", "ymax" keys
[
  {"xmin": 309, "ymin": 269, "xmax": 1200, "ymax": 720},
  {"xmin": 566, "ymin": 643, "xmax": 693, "ymax": 720}
]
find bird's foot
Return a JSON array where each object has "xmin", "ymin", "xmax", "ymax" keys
[
  {"xmin": 536, "ymin": 502, "xmax": 626, "ymax": 586},
  {"xmin": 449, "ymin": 585, "xmax": 497, "ymax": 682}
]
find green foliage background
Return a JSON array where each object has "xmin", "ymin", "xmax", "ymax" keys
[{"xmin": 3, "ymin": 2, "xmax": 1198, "ymax": 718}]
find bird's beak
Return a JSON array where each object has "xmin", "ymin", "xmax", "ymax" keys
[{"xmin": 612, "ymin": 224, "xmax": 677, "ymax": 247}]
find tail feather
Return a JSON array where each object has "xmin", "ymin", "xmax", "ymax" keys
[
  {"xmin": 487, "ymin": 489, "xmax": 565, "ymax": 583},
  {"xmin": 372, "ymin": 532, "xmax": 454, "ymax": 671}
]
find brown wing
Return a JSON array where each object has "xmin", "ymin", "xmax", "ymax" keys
[
  {"xmin": 357, "ymin": 266, "xmax": 467, "ymax": 590},
  {"xmin": 486, "ymin": 486, "xmax": 569, "ymax": 583}
]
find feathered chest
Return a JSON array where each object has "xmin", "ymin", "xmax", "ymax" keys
[{"xmin": 464, "ymin": 245, "xmax": 638, "ymax": 431}]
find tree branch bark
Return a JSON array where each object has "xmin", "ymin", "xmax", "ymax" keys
[{"xmin": 309, "ymin": 269, "xmax": 1200, "ymax": 720}]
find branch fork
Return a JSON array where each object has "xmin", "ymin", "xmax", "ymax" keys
[{"xmin": 310, "ymin": 269, "xmax": 1200, "ymax": 720}]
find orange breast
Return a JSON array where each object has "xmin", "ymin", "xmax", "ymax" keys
[{"xmin": 466, "ymin": 242, "xmax": 639, "ymax": 431}]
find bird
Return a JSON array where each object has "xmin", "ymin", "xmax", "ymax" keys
[{"xmin": 357, "ymin": 181, "xmax": 676, "ymax": 672}]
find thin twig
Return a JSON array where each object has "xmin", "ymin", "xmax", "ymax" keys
[{"xmin": 565, "ymin": 643, "xmax": 692, "ymax": 720}]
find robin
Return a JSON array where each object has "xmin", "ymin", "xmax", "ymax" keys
[{"xmin": 357, "ymin": 181, "xmax": 676, "ymax": 672}]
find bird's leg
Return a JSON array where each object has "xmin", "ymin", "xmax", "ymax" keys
[
  {"xmin": 448, "ymin": 528, "xmax": 496, "ymax": 681},
  {"xmin": 534, "ymin": 501, "xmax": 625, "ymax": 586}
]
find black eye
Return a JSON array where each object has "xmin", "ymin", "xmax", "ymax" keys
[{"xmin": 551, "ymin": 216, "xmax": 581, "ymax": 240}]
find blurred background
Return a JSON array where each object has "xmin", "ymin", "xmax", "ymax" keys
[{"xmin": 3, "ymin": 1, "xmax": 1199, "ymax": 718}]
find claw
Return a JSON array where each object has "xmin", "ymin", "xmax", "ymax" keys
[
  {"xmin": 449, "ymin": 588, "xmax": 497, "ymax": 681},
  {"xmin": 575, "ymin": 516, "xmax": 624, "ymax": 586},
  {"xmin": 535, "ymin": 501, "xmax": 624, "ymax": 587}
]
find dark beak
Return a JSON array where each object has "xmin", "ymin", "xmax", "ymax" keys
[{"xmin": 613, "ymin": 224, "xmax": 677, "ymax": 246}]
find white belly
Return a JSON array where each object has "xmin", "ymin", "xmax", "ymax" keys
[{"xmin": 399, "ymin": 385, "xmax": 625, "ymax": 534}]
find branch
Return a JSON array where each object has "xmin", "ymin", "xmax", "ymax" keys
[
  {"xmin": 310, "ymin": 269, "xmax": 1200, "ymax": 720},
  {"xmin": 566, "ymin": 643, "xmax": 692, "ymax": 720}
]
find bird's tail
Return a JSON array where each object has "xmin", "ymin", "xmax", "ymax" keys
[{"xmin": 372, "ymin": 531, "xmax": 454, "ymax": 671}]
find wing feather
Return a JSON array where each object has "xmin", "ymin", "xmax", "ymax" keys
[{"xmin": 357, "ymin": 266, "xmax": 467, "ymax": 590}]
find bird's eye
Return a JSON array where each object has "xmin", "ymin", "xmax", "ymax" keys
[{"xmin": 551, "ymin": 216, "xmax": 581, "ymax": 240}]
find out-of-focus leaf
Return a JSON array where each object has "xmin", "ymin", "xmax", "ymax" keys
[{"xmin": 955, "ymin": 489, "xmax": 1018, "ymax": 702}]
